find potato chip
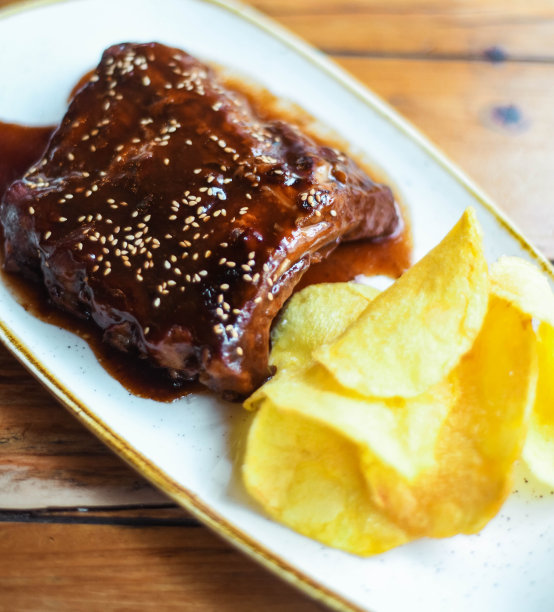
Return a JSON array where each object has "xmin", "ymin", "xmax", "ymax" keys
[
  {"xmin": 260, "ymin": 364, "xmax": 450, "ymax": 479},
  {"xmin": 490, "ymin": 256, "xmax": 554, "ymax": 327},
  {"xmin": 243, "ymin": 399, "xmax": 410, "ymax": 556},
  {"xmin": 315, "ymin": 208, "xmax": 489, "ymax": 398},
  {"xmin": 489, "ymin": 256, "xmax": 554, "ymax": 485},
  {"xmin": 269, "ymin": 282, "xmax": 379, "ymax": 374},
  {"xmin": 247, "ymin": 282, "xmax": 447, "ymax": 478},
  {"xmin": 244, "ymin": 282, "xmax": 378, "ymax": 411},
  {"xmin": 523, "ymin": 322, "xmax": 554, "ymax": 486},
  {"xmin": 243, "ymin": 281, "xmax": 448, "ymax": 554},
  {"xmin": 364, "ymin": 296, "xmax": 538, "ymax": 536}
]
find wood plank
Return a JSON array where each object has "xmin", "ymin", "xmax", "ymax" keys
[
  {"xmin": 0, "ymin": 344, "xmax": 165, "ymax": 509},
  {"xmin": 337, "ymin": 57, "xmax": 554, "ymax": 259},
  {"xmin": 0, "ymin": 522, "xmax": 325, "ymax": 611},
  {"xmin": 250, "ymin": 0, "xmax": 554, "ymax": 58}
]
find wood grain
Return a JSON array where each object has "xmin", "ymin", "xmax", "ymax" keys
[
  {"xmin": 0, "ymin": 344, "xmax": 165, "ymax": 509},
  {"xmin": 0, "ymin": 523, "xmax": 325, "ymax": 611},
  {"xmin": 252, "ymin": 0, "xmax": 554, "ymax": 57}
]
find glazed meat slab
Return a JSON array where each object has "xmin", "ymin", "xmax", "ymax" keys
[{"xmin": 1, "ymin": 42, "xmax": 401, "ymax": 398}]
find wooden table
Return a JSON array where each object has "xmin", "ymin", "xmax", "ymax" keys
[{"xmin": 1, "ymin": 1, "xmax": 553, "ymax": 610}]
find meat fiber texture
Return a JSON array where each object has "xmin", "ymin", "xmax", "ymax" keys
[{"xmin": 0, "ymin": 42, "xmax": 401, "ymax": 398}]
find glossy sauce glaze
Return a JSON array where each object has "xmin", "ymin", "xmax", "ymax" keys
[
  {"xmin": 0, "ymin": 119, "xmax": 202, "ymax": 401},
  {"xmin": 0, "ymin": 123, "xmax": 54, "ymax": 198},
  {"xmin": 2, "ymin": 43, "xmax": 403, "ymax": 399},
  {"xmin": 0, "ymin": 53, "xmax": 411, "ymax": 402}
]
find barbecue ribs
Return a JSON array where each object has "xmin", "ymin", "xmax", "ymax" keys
[{"xmin": 0, "ymin": 42, "xmax": 401, "ymax": 398}]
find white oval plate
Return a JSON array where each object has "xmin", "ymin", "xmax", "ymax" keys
[{"xmin": 0, "ymin": 1, "xmax": 553, "ymax": 611}]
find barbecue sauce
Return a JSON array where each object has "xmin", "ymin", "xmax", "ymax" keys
[
  {"xmin": 0, "ymin": 121, "xmax": 203, "ymax": 401},
  {"xmin": 0, "ymin": 72, "xmax": 411, "ymax": 403},
  {"xmin": 0, "ymin": 123, "xmax": 53, "ymax": 198}
]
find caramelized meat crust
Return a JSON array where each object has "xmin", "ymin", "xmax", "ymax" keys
[{"xmin": 0, "ymin": 42, "xmax": 401, "ymax": 398}]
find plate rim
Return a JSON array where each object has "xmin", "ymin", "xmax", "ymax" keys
[{"xmin": 0, "ymin": 1, "xmax": 552, "ymax": 611}]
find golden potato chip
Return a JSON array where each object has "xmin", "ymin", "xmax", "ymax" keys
[
  {"xmin": 244, "ymin": 282, "xmax": 378, "ymax": 411},
  {"xmin": 269, "ymin": 282, "xmax": 379, "ymax": 373},
  {"xmin": 259, "ymin": 364, "xmax": 450, "ymax": 480},
  {"xmin": 248, "ymin": 281, "xmax": 447, "ymax": 479},
  {"xmin": 315, "ymin": 208, "xmax": 489, "ymax": 398},
  {"xmin": 523, "ymin": 322, "xmax": 554, "ymax": 486},
  {"xmin": 243, "ymin": 399, "xmax": 409, "ymax": 556},
  {"xmin": 364, "ymin": 296, "xmax": 538, "ymax": 537},
  {"xmin": 243, "ymin": 280, "xmax": 450, "ymax": 555},
  {"xmin": 489, "ymin": 256, "xmax": 554, "ymax": 485},
  {"xmin": 243, "ymin": 296, "xmax": 536, "ymax": 554},
  {"xmin": 490, "ymin": 256, "xmax": 554, "ymax": 327}
]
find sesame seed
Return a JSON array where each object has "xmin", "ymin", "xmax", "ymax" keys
[
  {"xmin": 44, "ymin": 231, "xmax": 52, "ymax": 240},
  {"xmin": 236, "ymin": 347, "xmax": 244, "ymax": 356},
  {"xmin": 153, "ymin": 297, "xmax": 161, "ymax": 307}
]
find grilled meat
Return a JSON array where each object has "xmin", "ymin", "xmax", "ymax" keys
[{"xmin": 0, "ymin": 42, "xmax": 401, "ymax": 398}]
